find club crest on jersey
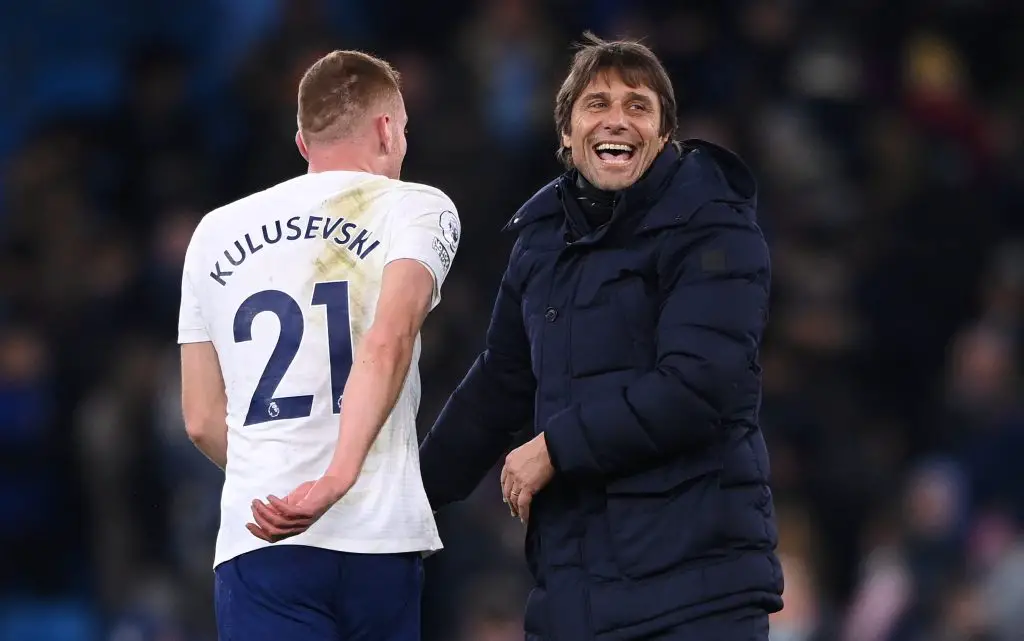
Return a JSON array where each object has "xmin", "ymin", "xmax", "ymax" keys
[{"xmin": 439, "ymin": 210, "xmax": 459, "ymax": 252}]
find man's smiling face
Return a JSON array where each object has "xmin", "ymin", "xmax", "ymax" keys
[{"xmin": 562, "ymin": 69, "xmax": 668, "ymax": 191}]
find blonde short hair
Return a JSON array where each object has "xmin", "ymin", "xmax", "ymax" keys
[{"xmin": 297, "ymin": 49, "xmax": 402, "ymax": 144}]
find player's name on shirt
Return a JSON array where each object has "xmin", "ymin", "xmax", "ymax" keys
[{"xmin": 210, "ymin": 214, "xmax": 380, "ymax": 287}]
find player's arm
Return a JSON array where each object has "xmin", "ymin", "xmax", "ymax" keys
[
  {"xmin": 320, "ymin": 195, "xmax": 459, "ymax": 490},
  {"xmin": 177, "ymin": 222, "xmax": 227, "ymax": 469},
  {"xmin": 323, "ymin": 258, "xmax": 434, "ymax": 486},
  {"xmin": 180, "ymin": 342, "xmax": 228, "ymax": 469}
]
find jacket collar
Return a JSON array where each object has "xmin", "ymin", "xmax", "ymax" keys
[
  {"xmin": 502, "ymin": 176, "xmax": 562, "ymax": 232},
  {"xmin": 503, "ymin": 143, "xmax": 684, "ymax": 233}
]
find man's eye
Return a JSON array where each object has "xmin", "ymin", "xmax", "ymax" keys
[
  {"xmin": 629, "ymin": 103, "xmax": 647, "ymax": 111},
  {"xmin": 589, "ymin": 101, "xmax": 606, "ymax": 109}
]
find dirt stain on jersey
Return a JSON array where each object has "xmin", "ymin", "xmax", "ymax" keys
[{"xmin": 307, "ymin": 180, "xmax": 388, "ymax": 347}]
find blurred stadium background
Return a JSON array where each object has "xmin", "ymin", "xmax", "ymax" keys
[{"xmin": 2, "ymin": 0, "xmax": 1024, "ymax": 640}]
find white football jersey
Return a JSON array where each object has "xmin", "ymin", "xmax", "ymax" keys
[{"xmin": 177, "ymin": 171, "xmax": 459, "ymax": 568}]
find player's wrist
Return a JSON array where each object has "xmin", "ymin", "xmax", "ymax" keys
[{"xmin": 320, "ymin": 469, "xmax": 358, "ymax": 501}]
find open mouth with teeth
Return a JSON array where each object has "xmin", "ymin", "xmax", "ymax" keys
[{"xmin": 594, "ymin": 142, "xmax": 637, "ymax": 165}]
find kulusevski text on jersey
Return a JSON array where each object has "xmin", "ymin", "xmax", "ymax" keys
[{"xmin": 210, "ymin": 213, "xmax": 380, "ymax": 286}]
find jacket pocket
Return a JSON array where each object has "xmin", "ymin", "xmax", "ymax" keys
[{"xmin": 604, "ymin": 457, "xmax": 723, "ymax": 579}]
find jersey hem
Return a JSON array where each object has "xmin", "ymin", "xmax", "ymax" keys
[{"xmin": 213, "ymin": 535, "xmax": 444, "ymax": 570}]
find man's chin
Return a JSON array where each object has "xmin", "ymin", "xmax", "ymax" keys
[{"xmin": 590, "ymin": 172, "xmax": 639, "ymax": 191}]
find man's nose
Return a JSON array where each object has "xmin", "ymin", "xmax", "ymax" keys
[{"xmin": 602, "ymin": 103, "xmax": 628, "ymax": 131}]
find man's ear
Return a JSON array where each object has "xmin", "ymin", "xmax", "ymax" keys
[
  {"xmin": 295, "ymin": 131, "xmax": 309, "ymax": 161},
  {"xmin": 561, "ymin": 130, "xmax": 572, "ymax": 150},
  {"xmin": 375, "ymin": 114, "xmax": 392, "ymax": 155}
]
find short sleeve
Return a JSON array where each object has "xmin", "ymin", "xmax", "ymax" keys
[
  {"xmin": 178, "ymin": 229, "xmax": 211, "ymax": 344},
  {"xmin": 385, "ymin": 190, "xmax": 461, "ymax": 309}
]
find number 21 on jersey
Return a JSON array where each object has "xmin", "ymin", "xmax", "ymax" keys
[{"xmin": 233, "ymin": 281, "xmax": 352, "ymax": 426}]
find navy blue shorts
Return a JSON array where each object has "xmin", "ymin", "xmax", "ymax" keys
[{"xmin": 214, "ymin": 545, "xmax": 422, "ymax": 641}]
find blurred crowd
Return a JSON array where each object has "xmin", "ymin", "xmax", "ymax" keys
[{"xmin": 2, "ymin": 0, "xmax": 1024, "ymax": 640}]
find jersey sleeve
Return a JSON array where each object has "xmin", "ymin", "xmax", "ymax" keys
[
  {"xmin": 384, "ymin": 190, "xmax": 461, "ymax": 309},
  {"xmin": 178, "ymin": 225, "xmax": 211, "ymax": 344}
]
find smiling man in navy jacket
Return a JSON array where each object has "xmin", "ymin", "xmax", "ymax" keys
[{"xmin": 420, "ymin": 32, "xmax": 784, "ymax": 641}]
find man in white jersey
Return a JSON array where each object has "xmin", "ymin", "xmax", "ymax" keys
[{"xmin": 177, "ymin": 49, "xmax": 459, "ymax": 641}]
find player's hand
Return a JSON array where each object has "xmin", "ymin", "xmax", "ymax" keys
[
  {"xmin": 501, "ymin": 433, "xmax": 554, "ymax": 525},
  {"xmin": 246, "ymin": 475, "xmax": 353, "ymax": 543}
]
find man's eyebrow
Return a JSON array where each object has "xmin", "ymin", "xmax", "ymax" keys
[
  {"xmin": 624, "ymin": 91, "xmax": 654, "ymax": 104},
  {"xmin": 580, "ymin": 90, "xmax": 654, "ymax": 105}
]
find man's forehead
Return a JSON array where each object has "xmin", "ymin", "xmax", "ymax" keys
[{"xmin": 580, "ymin": 69, "xmax": 658, "ymax": 99}]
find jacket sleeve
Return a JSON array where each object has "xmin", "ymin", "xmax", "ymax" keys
[
  {"xmin": 419, "ymin": 238, "xmax": 537, "ymax": 509},
  {"xmin": 543, "ymin": 203, "xmax": 770, "ymax": 479}
]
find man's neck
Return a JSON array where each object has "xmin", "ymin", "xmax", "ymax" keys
[
  {"xmin": 306, "ymin": 144, "xmax": 378, "ymax": 175},
  {"xmin": 307, "ymin": 159, "xmax": 377, "ymax": 175}
]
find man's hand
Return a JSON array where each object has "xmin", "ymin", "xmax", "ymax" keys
[
  {"xmin": 246, "ymin": 475, "xmax": 354, "ymax": 543},
  {"xmin": 500, "ymin": 433, "xmax": 554, "ymax": 524}
]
